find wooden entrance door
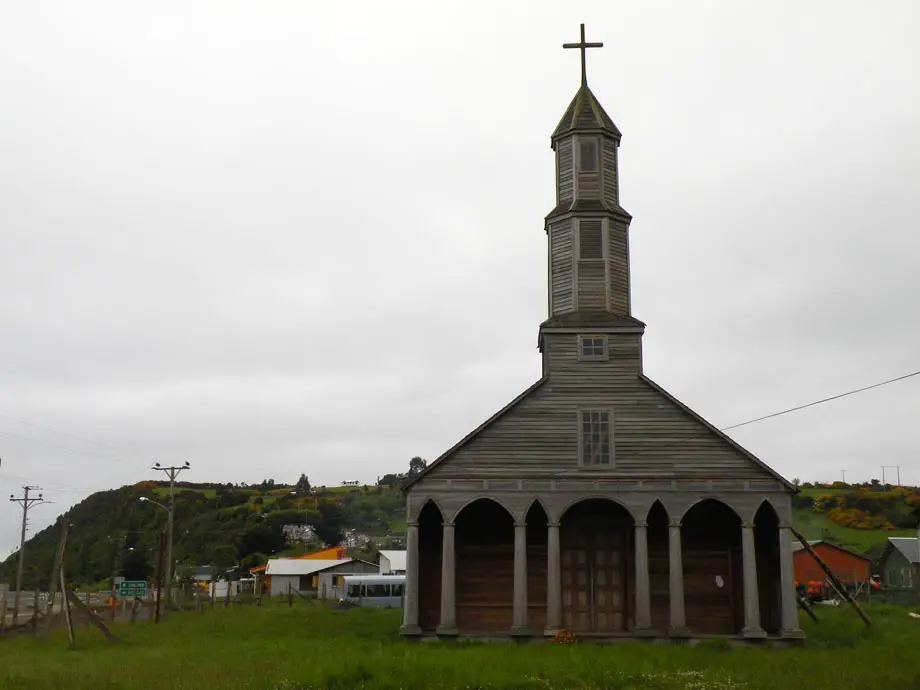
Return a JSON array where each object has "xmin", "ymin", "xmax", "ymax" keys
[{"xmin": 561, "ymin": 523, "xmax": 629, "ymax": 632}]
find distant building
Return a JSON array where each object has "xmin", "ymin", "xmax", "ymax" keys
[
  {"xmin": 341, "ymin": 529, "xmax": 371, "ymax": 550},
  {"xmin": 283, "ymin": 524, "xmax": 317, "ymax": 544},
  {"xmin": 791, "ymin": 540, "xmax": 870, "ymax": 585},
  {"xmin": 878, "ymin": 537, "xmax": 919, "ymax": 589},
  {"xmin": 249, "ymin": 545, "xmax": 347, "ymax": 592},
  {"xmin": 378, "ymin": 550, "xmax": 407, "ymax": 575},
  {"xmin": 264, "ymin": 558, "xmax": 376, "ymax": 599}
]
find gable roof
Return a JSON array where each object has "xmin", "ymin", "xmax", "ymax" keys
[
  {"xmin": 264, "ymin": 558, "xmax": 352, "ymax": 576},
  {"xmin": 379, "ymin": 550, "xmax": 407, "ymax": 571},
  {"xmin": 639, "ymin": 375, "xmax": 797, "ymax": 492},
  {"xmin": 886, "ymin": 537, "xmax": 920, "ymax": 564},
  {"xmin": 791, "ymin": 539, "xmax": 871, "ymax": 562},
  {"xmin": 552, "ymin": 84, "xmax": 622, "ymax": 140},
  {"xmin": 401, "ymin": 377, "xmax": 548, "ymax": 491}
]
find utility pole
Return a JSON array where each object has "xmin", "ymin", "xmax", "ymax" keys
[
  {"xmin": 841, "ymin": 470, "xmax": 846, "ymax": 484},
  {"xmin": 881, "ymin": 465, "xmax": 901, "ymax": 488},
  {"xmin": 9, "ymin": 486, "xmax": 44, "ymax": 625},
  {"xmin": 151, "ymin": 462, "xmax": 190, "ymax": 608}
]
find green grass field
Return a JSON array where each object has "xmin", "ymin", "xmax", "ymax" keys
[{"xmin": 2, "ymin": 601, "xmax": 919, "ymax": 689}]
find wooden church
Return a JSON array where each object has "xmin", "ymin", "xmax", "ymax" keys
[{"xmin": 400, "ymin": 25, "xmax": 802, "ymax": 642}]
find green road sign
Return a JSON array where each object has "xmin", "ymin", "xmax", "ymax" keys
[{"xmin": 118, "ymin": 580, "xmax": 148, "ymax": 598}]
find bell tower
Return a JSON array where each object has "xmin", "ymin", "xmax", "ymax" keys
[{"xmin": 544, "ymin": 24, "xmax": 634, "ymax": 321}]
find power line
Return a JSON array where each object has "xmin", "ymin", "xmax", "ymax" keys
[
  {"xmin": 618, "ymin": 368, "xmax": 920, "ymax": 464},
  {"xmin": 720, "ymin": 370, "xmax": 920, "ymax": 432}
]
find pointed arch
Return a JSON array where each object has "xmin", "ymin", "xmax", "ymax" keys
[
  {"xmin": 753, "ymin": 499, "xmax": 782, "ymax": 635},
  {"xmin": 453, "ymin": 495, "xmax": 515, "ymax": 524},
  {"xmin": 680, "ymin": 497, "xmax": 743, "ymax": 635},
  {"xmin": 558, "ymin": 494, "xmax": 636, "ymax": 523},
  {"xmin": 417, "ymin": 499, "xmax": 444, "ymax": 632}
]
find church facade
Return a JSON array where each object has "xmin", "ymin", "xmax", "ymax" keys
[{"xmin": 400, "ymin": 26, "xmax": 802, "ymax": 642}]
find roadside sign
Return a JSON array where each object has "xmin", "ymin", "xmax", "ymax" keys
[{"xmin": 118, "ymin": 580, "xmax": 148, "ymax": 598}]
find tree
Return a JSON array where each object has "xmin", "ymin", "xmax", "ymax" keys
[
  {"xmin": 313, "ymin": 501, "xmax": 346, "ymax": 547},
  {"xmin": 295, "ymin": 473, "xmax": 312, "ymax": 494},
  {"xmin": 407, "ymin": 456, "xmax": 428, "ymax": 477}
]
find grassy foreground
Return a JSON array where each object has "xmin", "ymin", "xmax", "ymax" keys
[{"xmin": 1, "ymin": 602, "xmax": 919, "ymax": 689}]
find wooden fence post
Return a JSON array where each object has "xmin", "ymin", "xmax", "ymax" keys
[
  {"xmin": 31, "ymin": 590, "xmax": 40, "ymax": 633},
  {"xmin": 0, "ymin": 584, "xmax": 8, "ymax": 639}
]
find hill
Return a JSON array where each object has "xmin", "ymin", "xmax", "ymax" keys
[
  {"xmin": 791, "ymin": 481, "xmax": 920, "ymax": 559},
  {"xmin": 0, "ymin": 470, "xmax": 414, "ymax": 590}
]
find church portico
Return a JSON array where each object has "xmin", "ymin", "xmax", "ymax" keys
[
  {"xmin": 401, "ymin": 22, "xmax": 801, "ymax": 643},
  {"xmin": 402, "ymin": 487, "xmax": 798, "ymax": 641}
]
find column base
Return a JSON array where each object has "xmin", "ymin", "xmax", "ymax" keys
[
  {"xmin": 633, "ymin": 627, "xmax": 657, "ymax": 638},
  {"xmin": 741, "ymin": 627, "xmax": 767, "ymax": 639},
  {"xmin": 780, "ymin": 628, "xmax": 805, "ymax": 640},
  {"xmin": 510, "ymin": 626, "xmax": 532, "ymax": 637},
  {"xmin": 399, "ymin": 624, "xmax": 422, "ymax": 636},
  {"xmin": 668, "ymin": 626, "xmax": 691, "ymax": 638},
  {"xmin": 435, "ymin": 626, "xmax": 459, "ymax": 637}
]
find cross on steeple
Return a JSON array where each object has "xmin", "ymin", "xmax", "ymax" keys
[{"xmin": 563, "ymin": 23, "xmax": 604, "ymax": 87}]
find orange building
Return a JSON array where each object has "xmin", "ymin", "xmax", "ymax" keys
[{"xmin": 792, "ymin": 540, "xmax": 870, "ymax": 585}]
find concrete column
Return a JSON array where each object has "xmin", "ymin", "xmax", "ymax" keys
[
  {"xmin": 400, "ymin": 521, "xmax": 421, "ymax": 635},
  {"xmin": 436, "ymin": 521, "xmax": 457, "ymax": 635},
  {"xmin": 668, "ymin": 521, "xmax": 688, "ymax": 635},
  {"xmin": 633, "ymin": 522, "xmax": 652, "ymax": 633},
  {"xmin": 511, "ymin": 521, "xmax": 529, "ymax": 635},
  {"xmin": 545, "ymin": 521, "xmax": 562, "ymax": 633},
  {"xmin": 741, "ymin": 523, "xmax": 766, "ymax": 638},
  {"xmin": 778, "ymin": 524, "xmax": 803, "ymax": 638}
]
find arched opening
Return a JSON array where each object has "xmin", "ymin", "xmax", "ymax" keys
[
  {"xmin": 754, "ymin": 501, "xmax": 782, "ymax": 635},
  {"xmin": 646, "ymin": 500, "xmax": 670, "ymax": 632},
  {"xmin": 681, "ymin": 498, "xmax": 742, "ymax": 635},
  {"xmin": 525, "ymin": 501, "xmax": 548, "ymax": 631},
  {"xmin": 559, "ymin": 498, "xmax": 634, "ymax": 632},
  {"xmin": 417, "ymin": 500, "xmax": 443, "ymax": 632},
  {"xmin": 455, "ymin": 498, "xmax": 514, "ymax": 632}
]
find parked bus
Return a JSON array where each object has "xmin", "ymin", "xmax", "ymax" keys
[{"xmin": 341, "ymin": 575, "xmax": 405, "ymax": 609}]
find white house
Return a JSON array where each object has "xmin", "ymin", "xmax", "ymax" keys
[
  {"xmin": 378, "ymin": 550, "xmax": 407, "ymax": 575},
  {"xmin": 264, "ymin": 558, "xmax": 377, "ymax": 598}
]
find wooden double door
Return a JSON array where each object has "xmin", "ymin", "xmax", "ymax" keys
[{"xmin": 561, "ymin": 522, "xmax": 630, "ymax": 632}]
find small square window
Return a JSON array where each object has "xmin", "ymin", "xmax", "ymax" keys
[
  {"xmin": 579, "ymin": 335, "xmax": 607, "ymax": 360},
  {"xmin": 579, "ymin": 139, "xmax": 598, "ymax": 172}
]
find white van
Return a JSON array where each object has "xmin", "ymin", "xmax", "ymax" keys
[{"xmin": 341, "ymin": 574, "xmax": 405, "ymax": 609}]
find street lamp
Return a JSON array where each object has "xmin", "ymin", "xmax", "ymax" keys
[{"xmin": 139, "ymin": 496, "xmax": 169, "ymax": 512}]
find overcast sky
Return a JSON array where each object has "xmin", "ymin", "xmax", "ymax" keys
[{"xmin": 1, "ymin": 1, "xmax": 918, "ymax": 554}]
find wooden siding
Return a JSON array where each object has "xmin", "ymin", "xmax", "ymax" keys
[
  {"xmin": 421, "ymin": 341, "xmax": 782, "ymax": 481},
  {"xmin": 602, "ymin": 139, "xmax": 618, "ymax": 207},
  {"xmin": 557, "ymin": 138, "xmax": 574, "ymax": 205},
  {"xmin": 577, "ymin": 170, "xmax": 601, "ymax": 200},
  {"xmin": 608, "ymin": 220, "xmax": 630, "ymax": 314},
  {"xmin": 577, "ymin": 261, "xmax": 606, "ymax": 310},
  {"xmin": 793, "ymin": 543, "xmax": 870, "ymax": 584},
  {"xmin": 550, "ymin": 221, "xmax": 574, "ymax": 314}
]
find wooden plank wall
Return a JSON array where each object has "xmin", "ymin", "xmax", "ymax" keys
[
  {"xmin": 557, "ymin": 138, "xmax": 574, "ymax": 204},
  {"xmin": 550, "ymin": 221, "xmax": 574, "ymax": 314},
  {"xmin": 424, "ymin": 370, "xmax": 778, "ymax": 481},
  {"xmin": 455, "ymin": 500, "xmax": 515, "ymax": 632},
  {"xmin": 602, "ymin": 139, "xmax": 618, "ymax": 208},
  {"xmin": 607, "ymin": 220, "xmax": 630, "ymax": 314}
]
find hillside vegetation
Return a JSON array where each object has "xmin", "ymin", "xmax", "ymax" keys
[
  {"xmin": 0, "ymin": 458, "xmax": 427, "ymax": 589},
  {"xmin": 792, "ymin": 481, "xmax": 920, "ymax": 559}
]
